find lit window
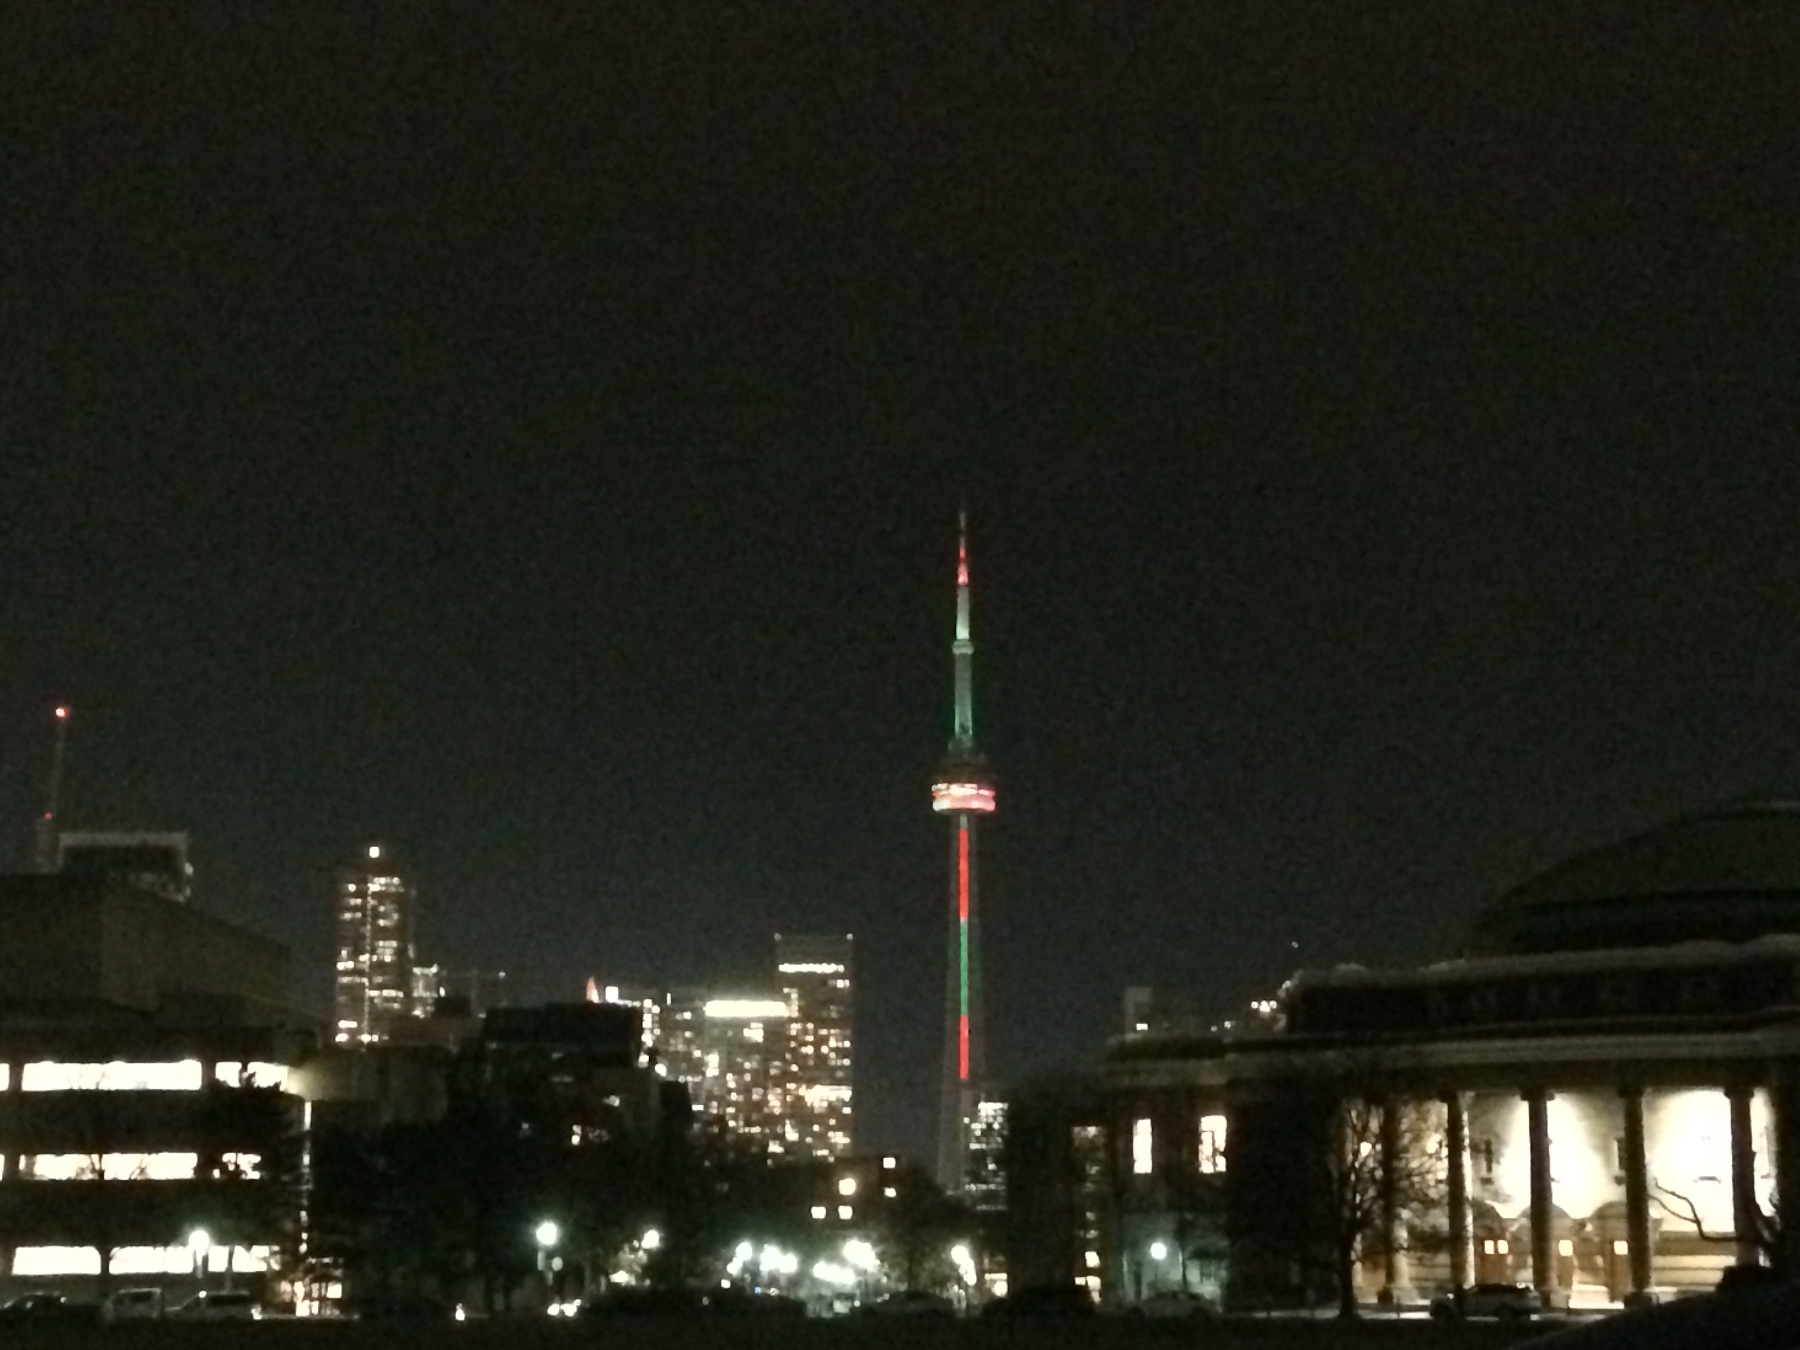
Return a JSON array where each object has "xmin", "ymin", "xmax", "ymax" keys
[
  {"xmin": 810, "ymin": 1206, "xmax": 827, "ymax": 1220},
  {"xmin": 837, "ymin": 1205, "xmax": 853, "ymax": 1220},
  {"xmin": 1132, "ymin": 1118, "xmax": 1154, "ymax": 1175},
  {"xmin": 26, "ymin": 1153, "xmax": 198, "ymax": 1181},
  {"xmin": 1613, "ymin": 1239, "xmax": 1629, "ymax": 1256},
  {"xmin": 1198, "ymin": 1114, "xmax": 1227, "ymax": 1174},
  {"xmin": 838, "ymin": 1177, "xmax": 857, "ymax": 1196},
  {"xmin": 1084, "ymin": 1250, "xmax": 1100, "ymax": 1269},
  {"xmin": 10, "ymin": 1247, "xmax": 100, "ymax": 1277},
  {"xmin": 21, "ymin": 1061, "xmax": 203, "ymax": 1092},
  {"xmin": 1558, "ymin": 1238, "xmax": 1573, "ymax": 1257}
]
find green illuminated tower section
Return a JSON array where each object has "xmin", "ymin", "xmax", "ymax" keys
[{"xmin": 931, "ymin": 514, "xmax": 995, "ymax": 1193}]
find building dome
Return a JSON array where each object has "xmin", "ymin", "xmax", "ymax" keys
[{"xmin": 1464, "ymin": 801, "xmax": 1800, "ymax": 956}]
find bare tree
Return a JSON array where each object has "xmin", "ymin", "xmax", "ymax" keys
[
  {"xmin": 1321, "ymin": 1097, "xmax": 1446, "ymax": 1318},
  {"xmin": 1654, "ymin": 1182, "xmax": 1780, "ymax": 1275}
]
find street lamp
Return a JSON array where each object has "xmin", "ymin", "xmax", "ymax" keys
[
  {"xmin": 1149, "ymin": 1240, "xmax": 1169, "ymax": 1262},
  {"xmin": 187, "ymin": 1228, "xmax": 212, "ymax": 1290},
  {"xmin": 535, "ymin": 1221, "xmax": 561, "ymax": 1307}
]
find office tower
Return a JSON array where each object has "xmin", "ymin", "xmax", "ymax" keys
[
  {"xmin": 588, "ymin": 979, "xmax": 666, "ymax": 1070},
  {"xmin": 57, "ymin": 830, "xmax": 193, "ymax": 903},
  {"xmin": 930, "ymin": 514, "xmax": 997, "ymax": 1193},
  {"xmin": 694, "ymin": 996, "xmax": 792, "ymax": 1148},
  {"xmin": 330, "ymin": 843, "xmax": 420, "ymax": 1046},
  {"xmin": 775, "ymin": 932, "xmax": 854, "ymax": 1159}
]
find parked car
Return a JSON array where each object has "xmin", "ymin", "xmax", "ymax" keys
[
  {"xmin": 582, "ymin": 1287, "xmax": 711, "ymax": 1317},
  {"xmin": 864, "ymin": 1290, "xmax": 955, "ymax": 1317},
  {"xmin": 981, "ymin": 1283, "xmax": 1096, "ymax": 1318},
  {"xmin": 706, "ymin": 1288, "xmax": 807, "ymax": 1317},
  {"xmin": 102, "ymin": 1288, "xmax": 165, "ymax": 1321},
  {"xmin": 582, "ymin": 1287, "xmax": 804, "ymax": 1318},
  {"xmin": 1429, "ymin": 1282, "xmax": 1538, "ymax": 1321},
  {"xmin": 168, "ymin": 1289, "xmax": 260, "ymax": 1320},
  {"xmin": 0, "ymin": 1292, "xmax": 98, "ymax": 1325},
  {"xmin": 1136, "ymin": 1289, "xmax": 1219, "ymax": 1319},
  {"xmin": 348, "ymin": 1293, "xmax": 456, "ymax": 1322}
]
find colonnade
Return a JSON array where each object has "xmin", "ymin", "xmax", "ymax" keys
[{"xmin": 1433, "ymin": 1081, "xmax": 1774, "ymax": 1306}]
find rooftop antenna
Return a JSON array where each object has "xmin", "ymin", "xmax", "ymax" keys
[{"xmin": 35, "ymin": 705, "xmax": 69, "ymax": 872}]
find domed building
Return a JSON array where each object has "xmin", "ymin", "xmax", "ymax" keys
[
  {"xmin": 1007, "ymin": 804, "xmax": 1800, "ymax": 1314},
  {"xmin": 1466, "ymin": 801, "xmax": 1800, "ymax": 957}
]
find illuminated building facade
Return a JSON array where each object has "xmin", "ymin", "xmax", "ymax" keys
[
  {"xmin": 775, "ymin": 933, "xmax": 854, "ymax": 1159},
  {"xmin": 0, "ymin": 870, "xmax": 310, "ymax": 1299},
  {"xmin": 330, "ymin": 844, "xmax": 424, "ymax": 1046},
  {"xmin": 1008, "ymin": 802, "xmax": 1800, "ymax": 1312},
  {"xmin": 931, "ymin": 516, "xmax": 996, "ymax": 1192},
  {"xmin": 692, "ymin": 997, "xmax": 792, "ymax": 1148},
  {"xmin": 584, "ymin": 936, "xmax": 857, "ymax": 1157}
]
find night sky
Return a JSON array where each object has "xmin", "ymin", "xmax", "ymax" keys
[{"xmin": 2, "ymin": 5, "xmax": 1795, "ymax": 1159}]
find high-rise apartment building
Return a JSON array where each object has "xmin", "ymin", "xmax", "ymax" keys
[
  {"xmin": 693, "ymin": 996, "xmax": 792, "ymax": 1148},
  {"xmin": 587, "ymin": 935, "xmax": 856, "ymax": 1159},
  {"xmin": 331, "ymin": 843, "xmax": 423, "ymax": 1046},
  {"xmin": 775, "ymin": 932, "xmax": 854, "ymax": 1158}
]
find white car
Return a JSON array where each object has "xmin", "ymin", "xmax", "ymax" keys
[
  {"xmin": 168, "ymin": 1289, "xmax": 259, "ymax": 1321},
  {"xmin": 102, "ymin": 1288, "xmax": 164, "ymax": 1321},
  {"xmin": 1136, "ymin": 1290, "xmax": 1219, "ymax": 1319},
  {"xmin": 1430, "ymin": 1282, "xmax": 1537, "ymax": 1321}
]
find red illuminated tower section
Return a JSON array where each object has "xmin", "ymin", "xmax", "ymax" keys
[{"xmin": 932, "ymin": 515, "xmax": 995, "ymax": 1193}]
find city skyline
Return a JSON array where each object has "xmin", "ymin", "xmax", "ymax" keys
[{"xmin": 4, "ymin": 5, "xmax": 1792, "ymax": 1164}]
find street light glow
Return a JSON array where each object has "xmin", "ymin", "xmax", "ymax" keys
[
  {"xmin": 641, "ymin": 1228, "xmax": 661, "ymax": 1251},
  {"xmin": 535, "ymin": 1221, "xmax": 560, "ymax": 1248},
  {"xmin": 1149, "ymin": 1240, "xmax": 1169, "ymax": 1261}
]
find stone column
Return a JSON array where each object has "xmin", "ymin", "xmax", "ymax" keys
[
  {"xmin": 1728, "ymin": 1086, "xmax": 1761, "ymax": 1266},
  {"xmin": 1444, "ymin": 1092, "xmax": 1471, "ymax": 1292},
  {"xmin": 1526, "ymin": 1090, "xmax": 1555, "ymax": 1304},
  {"xmin": 1621, "ymin": 1088, "xmax": 1653, "ymax": 1299},
  {"xmin": 1378, "ymin": 1102, "xmax": 1400, "ymax": 1301},
  {"xmin": 1772, "ymin": 1068, "xmax": 1800, "ymax": 1277}
]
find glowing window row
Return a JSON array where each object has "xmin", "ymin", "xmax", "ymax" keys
[
  {"xmin": 12, "ymin": 1152, "xmax": 260, "ymax": 1181},
  {"xmin": 7, "ymin": 1061, "xmax": 288, "ymax": 1092},
  {"xmin": 9, "ymin": 1245, "xmax": 273, "ymax": 1277},
  {"xmin": 1130, "ymin": 1113, "xmax": 1229, "ymax": 1176}
]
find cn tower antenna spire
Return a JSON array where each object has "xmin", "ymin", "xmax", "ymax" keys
[{"xmin": 952, "ymin": 509, "xmax": 975, "ymax": 747}]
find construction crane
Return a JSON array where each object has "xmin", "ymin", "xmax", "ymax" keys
[{"xmin": 34, "ymin": 705, "xmax": 68, "ymax": 872}]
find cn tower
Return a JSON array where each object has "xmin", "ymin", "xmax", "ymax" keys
[{"xmin": 931, "ymin": 513, "xmax": 996, "ymax": 1192}]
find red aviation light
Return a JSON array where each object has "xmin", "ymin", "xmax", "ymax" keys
[{"xmin": 931, "ymin": 782, "xmax": 995, "ymax": 813}]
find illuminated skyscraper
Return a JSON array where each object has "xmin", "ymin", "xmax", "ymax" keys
[
  {"xmin": 775, "ymin": 932, "xmax": 854, "ymax": 1158},
  {"xmin": 931, "ymin": 515, "xmax": 997, "ymax": 1192},
  {"xmin": 694, "ymin": 996, "xmax": 792, "ymax": 1147},
  {"xmin": 331, "ymin": 843, "xmax": 421, "ymax": 1046}
]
